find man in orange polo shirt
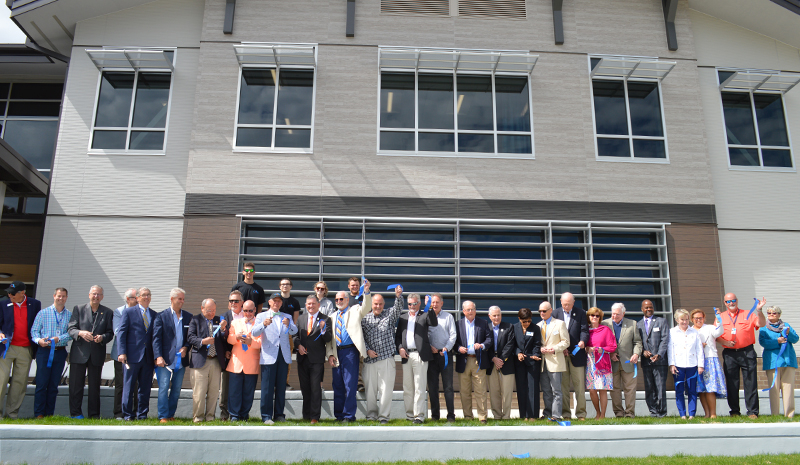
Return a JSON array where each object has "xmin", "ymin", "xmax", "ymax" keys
[
  {"xmin": 717, "ymin": 292, "xmax": 766, "ymax": 419},
  {"xmin": 0, "ymin": 281, "xmax": 43, "ymax": 418}
]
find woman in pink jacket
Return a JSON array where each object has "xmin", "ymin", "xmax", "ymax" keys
[
  {"xmin": 585, "ymin": 307, "xmax": 617, "ymax": 419},
  {"xmin": 227, "ymin": 304, "xmax": 262, "ymax": 421}
]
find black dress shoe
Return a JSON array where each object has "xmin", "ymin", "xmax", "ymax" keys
[{"xmin": 413, "ymin": 419, "xmax": 423, "ymax": 425}]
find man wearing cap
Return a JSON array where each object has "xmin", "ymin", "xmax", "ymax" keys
[
  {"xmin": 30, "ymin": 287, "xmax": 70, "ymax": 418},
  {"xmin": 252, "ymin": 293, "xmax": 297, "ymax": 424},
  {"xmin": 0, "ymin": 281, "xmax": 43, "ymax": 418}
]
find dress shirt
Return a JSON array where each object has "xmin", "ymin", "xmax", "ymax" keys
[
  {"xmin": 493, "ymin": 325, "xmax": 500, "ymax": 352},
  {"xmin": 429, "ymin": 311, "xmax": 457, "ymax": 351},
  {"xmin": 612, "ymin": 320, "xmax": 622, "ymax": 341},
  {"xmin": 232, "ymin": 310, "xmax": 244, "ymax": 320},
  {"xmin": 667, "ymin": 326, "xmax": 704, "ymax": 369},
  {"xmin": 170, "ymin": 308, "xmax": 184, "ymax": 370},
  {"xmin": 563, "ymin": 311, "xmax": 571, "ymax": 329},
  {"xmin": 719, "ymin": 309, "xmax": 760, "ymax": 349},
  {"xmin": 465, "ymin": 318, "xmax": 476, "ymax": 354},
  {"xmin": 361, "ymin": 296, "xmax": 403, "ymax": 363},
  {"xmin": 30, "ymin": 305, "xmax": 71, "ymax": 347},
  {"xmin": 643, "ymin": 316, "xmax": 652, "ymax": 334},
  {"xmin": 406, "ymin": 312, "xmax": 418, "ymax": 350}
]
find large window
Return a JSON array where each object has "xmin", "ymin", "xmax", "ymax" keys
[
  {"xmin": 239, "ymin": 216, "xmax": 673, "ymax": 323},
  {"xmin": 0, "ymin": 82, "xmax": 62, "ymax": 177},
  {"xmin": 718, "ymin": 70, "xmax": 795, "ymax": 170},
  {"xmin": 590, "ymin": 57, "xmax": 670, "ymax": 162}
]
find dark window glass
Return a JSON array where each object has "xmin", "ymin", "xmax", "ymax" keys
[
  {"xmin": 368, "ymin": 279, "xmax": 455, "ymax": 294},
  {"xmin": 717, "ymin": 71, "xmax": 735, "ymax": 85},
  {"xmin": 595, "ymin": 282, "xmax": 659, "ymax": 295},
  {"xmin": 495, "ymin": 77, "xmax": 530, "ymax": 131},
  {"xmin": 129, "ymin": 131, "xmax": 165, "ymax": 150},
  {"xmin": 593, "ymin": 80, "xmax": 628, "ymax": 135},
  {"xmin": 244, "ymin": 243, "xmax": 319, "ymax": 256},
  {"xmin": 554, "ymin": 268, "xmax": 586, "ymax": 277},
  {"xmin": 593, "ymin": 249, "xmax": 658, "ymax": 261},
  {"xmin": 249, "ymin": 263, "xmax": 320, "ymax": 274},
  {"xmin": 254, "ymin": 278, "xmax": 318, "ymax": 294},
  {"xmin": 276, "ymin": 70, "xmax": 314, "ymax": 126},
  {"xmin": 0, "ymin": 102, "xmax": 5, "ymax": 114},
  {"xmin": 131, "ymin": 73, "xmax": 170, "ymax": 128},
  {"xmin": 364, "ymin": 265, "xmax": 455, "ymax": 276},
  {"xmin": 3, "ymin": 196, "xmax": 20, "ymax": 215},
  {"xmin": 633, "ymin": 139, "xmax": 666, "ymax": 159},
  {"xmin": 419, "ymin": 132, "xmax": 455, "ymax": 152},
  {"xmin": 553, "ymin": 248, "xmax": 586, "ymax": 261},
  {"xmin": 593, "ymin": 233, "xmax": 656, "ymax": 245},
  {"xmin": 7, "ymin": 101, "xmax": 60, "ymax": 117},
  {"xmin": 595, "ymin": 268, "xmax": 658, "ymax": 278},
  {"xmin": 497, "ymin": 135, "xmax": 531, "ymax": 154},
  {"xmin": 323, "ymin": 264, "xmax": 362, "ymax": 275},
  {"xmin": 323, "ymin": 228, "xmax": 361, "ymax": 240},
  {"xmin": 380, "ymin": 73, "xmax": 414, "ymax": 129},
  {"xmin": 460, "ymin": 230, "xmax": 544, "ymax": 243},
  {"xmin": 0, "ymin": 83, "xmax": 8, "ymax": 98},
  {"xmin": 595, "ymin": 299, "xmax": 663, "ymax": 316},
  {"xmin": 721, "ymin": 92, "xmax": 757, "ymax": 146},
  {"xmin": 627, "ymin": 82, "xmax": 663, "ymax": 137},
  {"xmin": 461, "ymin": 280, "xmax": 546, "ymax": 294},
  {"xmin": 597, "ymin": 137, "xmax": 630, "ymax": 157},
  {"xmin": 366, "ymin": 228, "xmax": 453, "ymax": 241},
  {"xmin": 555, "ymin": 280, "xmax": 588, "ymax": 294},
  {"xmin": 469, "ymin": 300, "xmax": 547, "ymax": 315},
  {"xmin": 366, "ymin": 245, "xmax": 454, "ymax": 259},
  {"xmin": 380, "ymin": 131, "xmax": 414, "ymax": 151},
  {"xmin": 236, "ymin": 128, "xmax": 272, "ymax": 147},
  {"xmin": 590, "ymin": 58, "xmax": 601, "ymax": 70},
  {"xmin": 461, "ymin": 246, "xmax": 543, "ymax": 260},
  {"xmin": 10, "ymin": 83, "xmax": 63, "ymax": 100},
  {"xmin": 460, "ymin": 267, "xmax": 546, "ymax": 277},
  {"xmin": 246, "ymin": 226, "xmax": 320, "ymax": 239},
  {"xmin": 753, "ymin": 93, "xmax": 789, "ymax": 147},
  {"xmin": 458, "ymin": 133, "xmax": 493, "ymax": 152},
  {"xmin": 456, "ymin": 76, "xmax": 493, "ymax": 130},
  {"xmin": 238, "ymin": 69, "xmax": 275, "ymax": 125},
  {"xmin": 23, "ymin": 197, "xmax": 46, "ymax": 214},
  {"xmin": 91, "ymin": 130, "xmax": 127, "ymax": 149},
  {"xmin": 552, "ymin": 232, "xmax": 584, "ymax": 243},
  {"xmin": 728, "ymin": 147, "xmax": 760, "ymax": 166},
  {"xmin": 2, "ymin": 120, "xmax": 57, "ymax": 169},
  {"xmin": 762, "ymin": 149, "xmax": 793, "ymax": 168},
  {"xmin": 323, "ymin": 244, "xmax": 362, "ymax": 257},
  {"xmin": 275, "ymin": 129, "xmax": 311, "ymax": 148},
  {"xmin": 418, "ymin": 74, "xmax": 454, "ymax": 130},
  {"xmin": 95, "ymin": 72, "xmax": 134, "ymax": 128}
]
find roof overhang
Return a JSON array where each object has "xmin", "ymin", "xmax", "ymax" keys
[
  {"xmin": 719, "ymin": 70, "xmax": 800, "ymax": 93},
  {"xmin": 590, "ymin": 56, "xmax": 676, "ymax": 80},
  {"xmin": 86, "ymin": 48, "xmax": 174, "ymax": 71},
  {"xmin": 234, "ymin": 43, "xmax": 317, "ymax": 67},
  {"xmin": 0, "ymin": 139, "xmax": 48, "ymax": 196},
  {"xmin": 379, "ymin": 47, "xmax": 539, "ymax": 74}
]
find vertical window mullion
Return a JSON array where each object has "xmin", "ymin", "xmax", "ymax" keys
[
  {"xmin": 491, "ymin": 73, "xmax": 498, "ymax": 154},
  {"xmin": 453, "ymin": 71, "xmax": 458, "ymax": 152},
  {"xmin": 623, "ymin": 79, "xmax": 634, "ymax": 158},
  {"xmin": 414, "ymin": 68, "xmax": 419, "ymax": 153},
  {"xmin": 126, "ymin": 70, "xmax": 139, "ymax": 150},
  {"xmin": 272, "ymin": 67, "xmax": 280, "ymax": 149},
  {"xmin": 749, "ymin": 92, "xmax": 764, "ymax": 167}
]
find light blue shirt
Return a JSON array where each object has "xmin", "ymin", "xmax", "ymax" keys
[
  {"xmin": 171, "ymin": 308, "xmax": 183, "ymax": 370},
  {"xmin": 492, "ymin": 325, "xmax": 500, "ymax": 352},
  {"xmin": 466, "ymin": 318, "xmax": 476, "ymax": 355},
  {"xmin": 336, "ymin": 307, "xmax": 354, "ymax": 347}
]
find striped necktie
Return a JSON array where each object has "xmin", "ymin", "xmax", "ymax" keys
[
  {"xmin": 336, "ymin": 313, "xmax": 343, "ymax": 345},
  {"xmin": 207, "ymin": 320, "xmax": 216, "ymax": 357},
  {"xmin": 142, "ymin": 309, "xmax": 149, "ymax": 330}
]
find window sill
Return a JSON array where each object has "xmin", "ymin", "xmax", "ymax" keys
[
  {"xmin": 88, "ymin": 150, "xmax": 166, "ymax": 156},
  {"xmin": 728, "ymin": 166, "xmax": 796, "ymax": 173},
  {"xmin": 232, "ymin": 148, "xmax": 313, "ymax": 155},
  {"xmin": 596, "ymin": 156, "xmax": 669, "ymax": 164},
  {"xmin": 377, "ymin": 151, "xmax": 534, "ymax": 160}
]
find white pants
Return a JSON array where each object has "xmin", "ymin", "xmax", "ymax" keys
[
  {"xmin": 403, "ymin": 352, "xmax": 428, "ymax": 420},
  {"xmin": 363, "ymin": 356, "xmax": 396, "ymax": 421}
]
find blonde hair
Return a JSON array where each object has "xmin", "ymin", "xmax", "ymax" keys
[{"xmin": 673, "ymin": 308, "xmax": 690, "ymax": 322}]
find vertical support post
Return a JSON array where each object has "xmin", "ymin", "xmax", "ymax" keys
[
  {"xmin": 552, "ymin": 0, "xmax": 564, "ymax": 45},
  {"xmin": 223, "ymin": 0, "xmax": 236, "ymax": 35},
  {"xmin": 346, "ymin": 0, "xmax": 355, "ymax": 37},
  {"xmin": 663, "ymin": 0, "xmax": 678, "ymax": 51}
]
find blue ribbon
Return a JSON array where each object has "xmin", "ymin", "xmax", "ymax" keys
[
  {"xmin": 47, "ymin": 337, "xmax": 56, "ymax": 368},
  {"xmin": 674, "ymin": 371, "xmax": 697, "ymax": 388},
  {"xmin": 763, "ymin": 327, "xmax": 791, "ymax": 392},
  {"xmin": 625, "ymin": 360, "xmax": 638, "ymax": 378},
  {"xmin": 356, "ymin": 276, "xmax": 366, "ymax": 300},
  {"xmin": 590, "ymin": 349, "xmax": 605, "ymax": 377},
  {"xmin": 713, "ymin": 307, "xmax": 722, "ymax": 324},
  {"xmin": 0, "ymin": 337, "xmax": 8, "ymax": 359},
  {"xmin": 423, "ymin": 295, "xmax": 431, "ymax": 313},
  {"xmin": 511, "ymin": 453, "xmax": 531, "ymax": 459},
  {"xmin": 443, "ymin": 348, "xmax": 448, "ymax": 368},
  {"xmin": 747, "ymin": 298, "xmax": 758, "ymax": 319},
  {"xmin": 547, "ymin": 417, "xmax": 571, "ymax": 426},
  {"xmin": 571, "ymin": 346, "xmax": 580, "ymax": 356},
  {"xmin": 387, "ymin": 284, "xmax": 401, "ymax": 290}
]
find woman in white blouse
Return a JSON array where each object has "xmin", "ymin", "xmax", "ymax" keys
[
  {"xmin": 691, "ymin": 309, "xmax": 726, "ymax": 419},
  {"xmin": 668, "ymin": 309, "xmax": 704, "ymax": 419}
]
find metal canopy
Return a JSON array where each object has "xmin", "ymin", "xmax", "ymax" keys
[
  {"xmin": 234, "ymin": 44, "xmax": 316, "ymax": 67},
  {"xmin": 719, "ymin": 71, "xmax": 800, "ymax": 94},
  {"xmin": 86, "ymin": 49, "xmax": 174, "ymax": 71},
  {"xmin": 379, "ymin": 48, "xmax": 538, "ymax": 74},
  {"xmin": 590, "ymin": 56, "xmax": 675, "ymax": 80}
]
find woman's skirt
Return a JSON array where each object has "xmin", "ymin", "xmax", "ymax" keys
[
  {"xmin": 696, "ymin": 356, "xmax": 727, "ymax": 398},
  {"xmin": 585, "ymin": 351, "xmax": 613, "ymax": 390}
]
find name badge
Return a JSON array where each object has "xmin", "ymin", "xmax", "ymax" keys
[
  {"xmin": 731, "ymin": 328, "xmax": 737, "ymax": 335},
  {"xmin": 526, "ymin": 331, "xmax": 534, "ymax": 337},
  {"xmin": 653, "ymin": 327, "xmax": 660, "ymax": 332}
]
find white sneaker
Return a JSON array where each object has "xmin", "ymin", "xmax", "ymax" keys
[{"xmin": 264, "ymin": 419, "xmax": 275, "ymax": 425}]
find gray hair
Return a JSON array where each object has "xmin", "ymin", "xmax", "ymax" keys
[
  {"xmin": 124, "ymin": 288, "xmax": 137, "ymax": 299},
  {"xmin": 408, "ymin": 293, "xmax": 421, "ymax": 302},
  {"xmin": 229, "ymin": 290, "xmax": 244, "ymax": 300},
  {"xmin": 90, "ymin": 285, "xmax": 104, "ymax": 294},
  {"xmin": 462, "ymin": 300, "xmax": 476, "ymax": 310},
  {"xmin": 766, "ymin": 305, "xmax": 782, "ymax": 316},
  {"xmin": 611, "ymin": 302, "xmax": 626, "ymax": 313},
  {"xmin": 560, "ymin": 292, "xmax": 575, "ymax": 302},
  {"xmin": 201, "ymin": 298, "xmax": 216, "ymax": 309},
  {"xmin": 673, "ymin": 308, "xmax": 690, "ymax": 322},
  {"xmin": 170, "ymin": 287, "xmax": 186, "ymax": 299},
  {"xmin": 488, "ymin": 305, "xmax": 502, "ymax": 315},
  {"xmin": 136, "ymin": 287, "xmax": 151, "ymax": 297},
  {"xmin": 306, "ymin": 294, "xmax": 319, "ymax": 303}
]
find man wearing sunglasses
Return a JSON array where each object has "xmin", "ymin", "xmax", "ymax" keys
[
  {"xmin": 231, "ymin": 262, "xmax": 266, "ymax": 313},
  {"xmin": 0, "ymin": 281, "xmax": 42, "ymax": 419},
  {"xmin": 717, "ymin": 293, "xmax": 767, "ymax": 419},
  {"xmin": 218, "ymin": 290, "xmax": 244, "ymax": 421}
]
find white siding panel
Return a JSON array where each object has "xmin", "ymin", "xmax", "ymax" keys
[{"xmin": 37, "ymin": 216, "xmax": 184, "ymax": 311}]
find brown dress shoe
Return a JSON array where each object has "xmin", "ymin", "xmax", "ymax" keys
[
  {"xmin": 310, "ymin": 419, "xmax": 319, "ymax": 424},
  {"xmin": 160, "ymin": 419, "xmax": 169, "ymax": 424}
]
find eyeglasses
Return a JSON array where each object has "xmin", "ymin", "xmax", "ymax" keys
[
  {"xmin": 229, "ymin": 299, "xmax": 241, "ymax": 303},
  {"xmin": 243, "ymin": 269, "xmax": 255, "ymax": 273},
  {"xmin": 315, "ymin": 287, "xmax": 326, "ymax": 291},
  {"xmin": 725, "ymin": 299, "xmax": 737, "ymax": 304},
  {"xmin": 767, "ymin": 312, "xmax": 779, "ymax": 315},
  {"xmin": 519, "ymin": 319, "xmax": 532, "ymax": 324},
  {"xmin": 588, "ymin": 315, "xmax": 600, "ymax": 318},
  {"xmin": 280, "ymin": 283, "xmax": 291, "ymax": 286},
  {"xmin": 335, "ymin": 298, "xmax": 347, "ymax": 302},
  {"xmin": 408, "ymin": 302, "xmax": 420, "ymax": 306},
  {"xmin": 538, "ymin": 310, "xmax": 548, "ymax": 313}
]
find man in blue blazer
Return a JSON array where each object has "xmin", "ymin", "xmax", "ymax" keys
[
  {"xmin": 117, "ymin": 287, "xmax": 157, "ymax": 420},
  {"xmin": 0, "ymin": 281, "xmax": 42, "ymax": 418},
  {"xmin": 187, "ymin": 298, "xmax": 228, "ymax": 422},
  {"xmin": 454, "ymin": 300, "xmax": 492, "ymax": 423},
  {"xmin": 152, "ymin": 288, "xmax": 192, "ymax": 422},
  {"xmin": 251, "ymin": 293, "xmax": 298, "ymax": 424},
  {"xmin": 552, "ymin": 292, "xmax": 590, "ymax": 420}
]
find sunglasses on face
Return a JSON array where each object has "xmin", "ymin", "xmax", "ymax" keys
[
  {"xmin": 408, "ymin": 302, "xmax": 420, "ymax": 306},
  {"xmin": 335, "ymin": 298, "xmax": 347, "ymax": 301},
  {"xmin": 588, "ymin": 315, "xmax": 600, "ymax": 318},
  {"xmin": 315, "ymin": 287, "xmax": 326, "ymax": 291},
  {"xmin": 538, "ymin": 310, "xmax": 548, "ymax": 313},
  {"xmin": 229, "ymin": 299, "xmax": 241, "ymax": 303},
  {"xmin": 243, "ymin": 269, "xmax": 254, "ymax": 273},
  {"xmin": 767, "ymin": 312, "xmax": 779, "ymax": 315},
  {"xmin": 725, "ymin": 299, "xmax": 737, "ymax": 304},
  {"xmin": 519, "ymin": 319, "xmax": 532, "ymax": 324}
]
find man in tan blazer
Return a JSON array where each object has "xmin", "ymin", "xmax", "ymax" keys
[
  {"xmin": 326, "ymin": 281, "xmax": 372, "ymax": 422},
  {"xmin": 602, "ymin": 302, "xmax": 643, "ymax": 418},
  {"xmin": 537, "ymin": 301, "xmax": 569, "ymax": 420}
]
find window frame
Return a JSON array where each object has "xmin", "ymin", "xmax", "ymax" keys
[
  {"xmin": 87, "ymin": 48, "xmax": 177, "ymax": 156},
  {"xmin": 716, "ymin": 69, "xmax": 796, "ymax": 172},
  {"xmin": 232, "ymin": 58, "xmax": 317, "ymax": 154},
  {"xmin": 588, "ymin": 56, "xmax": 670, "ymax": 164},
  {"xmin": 376, "ymin": 67, "xmax": 536, "ymax": 160}
]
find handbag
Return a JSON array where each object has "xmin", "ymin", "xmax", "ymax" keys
[{"xmin": 594, "ymin": 349, "xmax": 612, "ymax": 375}]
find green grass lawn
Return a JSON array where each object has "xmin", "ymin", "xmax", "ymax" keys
[{"xmin": 1, "ymin": 414, "xmax": 796, "ymax": 427}]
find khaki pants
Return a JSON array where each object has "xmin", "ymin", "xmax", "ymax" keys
[
  {"xmin": 767, "ymin": 367, "xmax": 796, "ymax": 418},
  {"xmin": 487, "ymin": 368, "xmax": 514, "ymax": 419},
  {"xmin": 402, "ymin": 352, "xmax": 428, "ymax": 421},
  {"xmin": 560, "ymin": 357, "xmax": 587, "ymax": 419},
  {"xmin": 364, "ymin": 356, "xmax": 396, "ymax": 421},
  {"xmin": 0, "ymin": 345, "xmax": 32, "ymax": 419},
  {"xmin": 190, "ymin": 359, "xmax": 222, "ymax": 421},
  {"xmin": 459, "ymin": 356, "xmax": 487, "ymax": 421},
  {"xmin": 610, "ymin": 367, "xmax": 637, "ymax": 418}
]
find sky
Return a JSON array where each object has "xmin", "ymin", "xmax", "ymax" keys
[{"xmin": 0, "ymin": 4, "xmax": 27, "ymax": 43}]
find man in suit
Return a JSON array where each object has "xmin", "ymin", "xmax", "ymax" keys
[
  {"xmin": 396, "ymin": 291, "xmax": 437, "ymax": 423},
  {"xmin": 112, "ymin": 288, "xmax": 138, "ymax": 419},
  {"xmin": 602, "ymin": 302, "xmax": 643, "ymax": 418},
  {"xmin": 326, "ymin": 281, "xmax": 372, "ymax": 422},
  {"xmin": 252, "ymin": 293, "xmax": 298, "ymax": 424},
  {"xmin": 117, "ymin": 287, "xmax": 157, "ymax": 420},
  {"xmin": 0, "ymin": 281, "xmax": 42, "ymax": 418},
  {"xmin": 486, "ymin": 306, "xmax": 515, "ymax": 420},
  {"xmin": 553, "ymin": 292, "xmax": 590, "ymax": 420},
  {"xmin": 218, "ymin": 290, "xmax": 244, "ymax": 421},
  {"xmin": 295, "ymin": 295, "xmax": 331, "ymax": 423},
  {"xmin": 187, "ymin": 298, "xmax": 227, "ymax": 422},
  {"xmin": 455, "ymin": 300, "xmax": 492, "ymax": 423},
  {"xmin": 637, "ymin": 299, "xmax": 669, "ymax": 417},
  {"xmin": 538, "ymin": 301, "xmax": 570, "ymax": 421},
  {"xmin": 66, "ymin": 285, "xmax": 114, "ymax": 419},
  {"xmin": 427, "ymin": 293, "xmax": 457, "ymax": 422},
  {"xmin": 152, "ymin": 288, "xmax": 192, "ymax": 422}
]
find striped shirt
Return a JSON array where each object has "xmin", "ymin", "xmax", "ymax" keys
[{"xmin": 31, "ymin": 305, "xmax": 71, "ymax": 347}]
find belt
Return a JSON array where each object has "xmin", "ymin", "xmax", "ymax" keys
[
  {"xmin": 338, "ymin": 344, "xmax": 355, "ymax": 350},
  {"xmin": 407, "ymin": 348, "xmax": 418, "ymax": 353},
  {"xmin": 207, "ymin": 355, "xmax": 217, "ymax": 359},
  {"xmin": 723, "ymin": 344, "xmax": 753, "ymax": 353},
  {"xmin": 53, "ymin": 346, "xmax": 66, "ymax": 351},
  {"xmin": 467, "ymin": 354, "xmax": 476, "ymax": 358}
]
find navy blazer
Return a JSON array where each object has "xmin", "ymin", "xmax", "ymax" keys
[
  {"xmin": 187, "ymin": 313, "xmax": 228, "ymax": 370},
  {"xmin": 553, "ymin": 306, "xmax": 590, "ymax": 367},
  {"xmin": 454, "ymin": 317, "xmax": 492, "ymax": 373},
  {"xmin": 486, "ymin": 321, "xmax": 516, "ymax": 376},
  {"xmin": 152, "ymin": 308, "xmax": 192, "ymax": 368},
  {"xmin": 117, "ymin": 305, "xmax": 157, "ymax": 365},
  {"xmin": 0, "ymin": 297, "xmax": 42, "ymax": 357}
]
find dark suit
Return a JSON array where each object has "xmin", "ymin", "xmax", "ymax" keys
[
  {"xmin": 553, "ymin": 306, "xmax": 590, "ymax": 419},
  {"xmin": 486, "ymin": 321, "xmax": 515, "ymax": 419},
  {"xmin": 187, "ymin": 313, "xmax": 227, "ymax": 421},
  {"xmin": 0, "ymin": 296, "xmax": 41, "ymax": 419},
  {"xmin": 454, "ymin": 317, "xmax": 492, "ymax": 373},
  {"xmin": 294, "ymin": 311, "xmax": 332, "ymax": 420},
  {"xmin": 66, "ymin": 303, "xmax": 114, "ymax": 418},
  {"xmin": 152, "ymin": 308, "xmax": 192, "ymax": 419},
  {"xmin": 187, "ymin": 314, "xmax": 226, "ymax": 370},
  {"xmin": 455, "ymin": 317, "xmax": 492, "ymax": 420},
  {"xmin": 395, "ymin": 310, "xmax": 438, "ymax": 362},
  {"xmin": 218, "ymin": 309, "xmax": 238, "ymax": 420},
  {"xmin": 117, "ymin": 304, "xmax": 157, "ymax": 420},
  {"xmin": 512, "ymin": 322, "xmax": 542, "ymax": 419},
  {"xmin": 637, "ymin": 315, "xmax": 670, "ymax": 417}
]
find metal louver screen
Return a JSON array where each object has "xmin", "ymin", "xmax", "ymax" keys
[
  {"xmin": 381, "ymin": 0, "xmax": 450, "ymax": 16},
  {"xmin": 458, "ymin": 0, "xmax": 526, "ymax": 19}
]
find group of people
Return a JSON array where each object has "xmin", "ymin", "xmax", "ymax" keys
[{"xmin": 0, "ymin": 267, "xmax": 796, "ymax": 423}]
